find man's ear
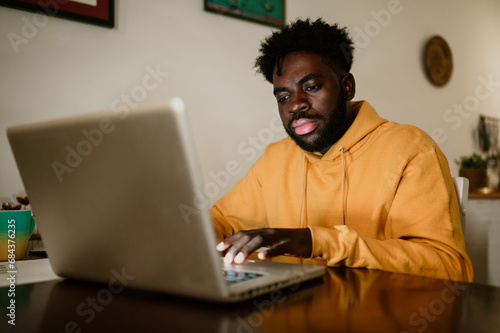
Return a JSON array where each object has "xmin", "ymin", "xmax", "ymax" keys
[{"xmin": 343, "ymin": 73, "xmax": 356, "ymax": 100}]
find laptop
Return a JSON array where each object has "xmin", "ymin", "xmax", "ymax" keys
[{"xmin": 7, "ymin": 98, "xmax": 325, "ymax": 303}]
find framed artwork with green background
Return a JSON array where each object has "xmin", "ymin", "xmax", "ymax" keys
[{"xmin": 204, "ymin": 0, "xmax": 285, "ymax": 28}]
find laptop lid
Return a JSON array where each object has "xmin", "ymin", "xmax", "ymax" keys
[{"xmin": 7, "ymin": 98, "xmax": 324, "ymax": 302}]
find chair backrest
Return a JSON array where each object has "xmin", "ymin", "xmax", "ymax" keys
[{"xmin": 452, "ymin": 176, "xmax": 469, "ymax": 233}]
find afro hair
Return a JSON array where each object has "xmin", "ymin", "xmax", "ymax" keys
[{"xmin": 254, "ymin": 18, "xmax": 354, "ymax": 83}]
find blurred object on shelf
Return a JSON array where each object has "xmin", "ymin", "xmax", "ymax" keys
[
  {"xmin": 16, "ymin": 196, "xmax": 30, "ymax": 210},
  {"xmin": 1, "ymin": 202, "xmax": 21, "ymax": 210},
  {"xmin": 479, "ymin": 115, "xmax": 500, "ymax": 167},
  {"xmin": 479, "ymin": 115, "xmax": 490, "ymax": 153}
]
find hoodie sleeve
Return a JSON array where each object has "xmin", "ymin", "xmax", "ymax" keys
[
  {"xmin": 308, "ymin": 146, "xmax": 474, "ymax": 282},
  {"xmin": 210, "ymin": 157, "xmax": 269, "ymax": 242}
]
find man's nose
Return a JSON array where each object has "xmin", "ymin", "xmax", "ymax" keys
[{"xmin": 289, "ymin": 92, "xmax": 310, "ymax": 115}]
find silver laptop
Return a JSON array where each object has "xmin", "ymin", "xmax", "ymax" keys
[{"xmin": 7, "ymin": 98, "xmax": 324, "ymax": 302}]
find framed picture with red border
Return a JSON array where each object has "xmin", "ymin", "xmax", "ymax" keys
[{"xmin": 0, "ymin": 0, "xmax": 114, "ymax": 28}]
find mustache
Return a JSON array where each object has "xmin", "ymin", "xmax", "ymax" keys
[{"xmin": 288, "ymin": 113, "xmax": 323, "ymax": 128}]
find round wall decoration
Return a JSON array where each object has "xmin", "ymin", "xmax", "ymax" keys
[{"xmin": 424, "ymin": 35, "xmax": 453, "ymax": 86}]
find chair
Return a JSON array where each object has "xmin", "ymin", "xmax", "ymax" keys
[{"xmin": 452, "ymin": 176, "xmax": 469, "ymax": 233}]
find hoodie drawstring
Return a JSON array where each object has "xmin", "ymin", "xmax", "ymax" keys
[
  {"xmin": 339, "ymin": 147, "xmax": 346, "ymax": 225},
  {"xmin": 298, "ymin": 153, "xmax": 307, "ymax": 228}
]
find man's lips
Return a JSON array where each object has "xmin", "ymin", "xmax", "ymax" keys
[{"xmin": 292, "ymin": 118, "xmax": 318, "ymax": 135}]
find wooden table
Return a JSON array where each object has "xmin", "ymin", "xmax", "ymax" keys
[{"xmin": 1, "ymin": 259, "xmax": 499, "ymax": 332}]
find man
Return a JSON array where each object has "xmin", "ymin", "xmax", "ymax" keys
[{"xmin": 212, "ymin": 18, "xmax": 473, "ymax": 282}]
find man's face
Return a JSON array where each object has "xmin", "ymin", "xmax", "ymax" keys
[{"xmin": 272, "ymin": 51, "xmax": 350, "ymax": 154}]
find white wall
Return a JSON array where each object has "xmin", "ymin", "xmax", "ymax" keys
[{"xmin": 2, "ymin": 0, "xmax": 500, "ymax": 204}]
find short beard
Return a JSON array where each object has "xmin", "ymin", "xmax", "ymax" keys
[{"xmin": 284, "ymin": 90, "xmax": 347, "ymax": 153}]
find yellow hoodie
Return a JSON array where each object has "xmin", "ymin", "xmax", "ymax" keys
[{"xmin": 211, "ymin": 101, "xmax": 473, "ymax": 282}]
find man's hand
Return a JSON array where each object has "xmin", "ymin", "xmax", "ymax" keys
[{"xmin": 216, "ymin": 228, "xmax": 312, "ymax": 264}]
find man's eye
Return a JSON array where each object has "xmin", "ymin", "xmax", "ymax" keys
[
  {"xmin": 277, "ymin": 95, "xmax": 289, "ymax": 103},
  {"xmin": 306, "ymin": 85, "xmax": 320, "ymax": 91}
]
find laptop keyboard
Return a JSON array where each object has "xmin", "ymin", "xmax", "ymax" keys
[{"xmin": 223, "ymin": 270, "xmax": 264, "ymax": 284}]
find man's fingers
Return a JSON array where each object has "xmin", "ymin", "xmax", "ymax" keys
[
  {"xmin": 216, "ymin": 232, "xmax": 247, "ymax": 252},
  {"xmin": 233, "ymin": 235, "xmax": 263, "ymax": 263},
  {"xmin": 222, "ymin": 233, "xmax": 252, "ymax": 264},
  {"xmin": 216, "ymin": 241, "xmax": 230, "ymax": 252},
  {"xmin": 219, "ymin": 232, "xmax": 264, "ymax": 264},
  {"xmin": 260, "ymin": 240, "xmax": 292, "ymax": 259}
]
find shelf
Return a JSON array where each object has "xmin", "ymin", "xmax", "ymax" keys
[{"xmin": 469, "ymin": 190, "xmax": 500, "ymax": 199}]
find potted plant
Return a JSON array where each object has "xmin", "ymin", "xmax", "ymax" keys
[{"xmin": 455, "ymin": 153, "xmax": 488, "ymax": 192}]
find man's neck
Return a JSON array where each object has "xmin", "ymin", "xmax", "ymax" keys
[{"xmin": 342, "ymin": 102, "xmax": 356, "ymax": 134}]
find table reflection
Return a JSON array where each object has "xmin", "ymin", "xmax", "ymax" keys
[{"xmin": 4, "ymin": 262, "xmax": 497, "ymax": 333}]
